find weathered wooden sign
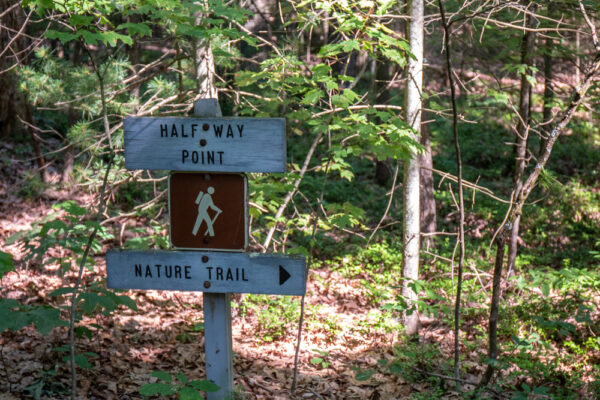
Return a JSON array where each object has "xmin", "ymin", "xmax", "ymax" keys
[
  {"xmin": 169, "ymin": 172, "xmax": 247, "ymax": 251},
  {"xmin": 105, "ymin": 249, "xmax": 306, "ymax": 296},
  {"xmin": 112, "ymin": 99, "xmax": 303, "ymax": 400},
  {"xmin": 123, "ymin": 117, "xmax": 286, "ymax": 173}
]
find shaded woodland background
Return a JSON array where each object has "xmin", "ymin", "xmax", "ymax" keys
[{"xmin": 1, "ymin": 0, "xmax": 600, "ymax": 398}]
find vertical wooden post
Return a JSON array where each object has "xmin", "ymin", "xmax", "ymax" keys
[
  {"xmin": 193, "ymin": 98, "xmax": 234, "ymax": 400},
  {"xmin": 203, "ymin": 292, "xmax": 233, "ymax": 399}
]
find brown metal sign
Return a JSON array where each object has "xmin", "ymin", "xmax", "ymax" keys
[{"xmin": 169, "ymin": 173, "xmax": 247, "ymax": 251}]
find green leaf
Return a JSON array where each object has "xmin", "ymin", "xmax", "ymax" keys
[
  {"xmin": 177, "ymin": 372, "xmax": 188, "ymax": 384},
  {"xmin": 541, "ymin": 283, "xmax": 550, "ymax": 297},
  {"xmin": 179, "ymin": 386, "xmax": 203, "ymax": 400},
  {"xmin": 342, "ymin": 39, "xmax": 360, "ymax": 52},
  {"xmin": 389, "ymin": 362, "xmax": 403, "ymax": 375},
  {"xmin": 192, "ymin": 322, "xmax": 204, "ymax": 332},
  {"xmin": 45, "ymin": 30, "xmax": 78, "ymax": 44},
  {"xmin": 79, "ymin": 293, "xmax": 112, "ymax": 314},
  {"xmin": 40, "ymin": 220, "xmax": 68, "ymax": 236},
  {"xmin": 0, "ymin": 299, "xmax": 27, "ymax": 332},
  {"xmin": 53, "ymin": 345, "xmax": 69, "ymax": 353},
  {"xmin": 116, "ymin": 294, "xmax": 138, "ymax": 311},
  {"xmin": 74, "ymin": 354, "xmax": 93, "ymax": 369},
  {"xmin": 139, "ymin": 382, "xmax": 176, "ymax": 396},
  {"xmin": 49, "ymin": 287, "xmax": 74, "ymax": 297},
  {"xmin": 0, "ymin": 251, "xmax": 14, "ymax": 279},
  {"xmin": 5, "ymin": 231, "xmax": 25, "ymax": 245},
  {"xmin": 69, "ymin": 15, "xmax": 93, "ymax": 27},
  {"xmin": 80, "ymin": 30, "xmax": 102, "ymax": 45},
  {"xmin": 117, "ymin": 22, "xmax": 152, "ymax": 37},
  {"xmin": 188, "ymin": 380, "xmax": 220, "ymax": 392},
  {"xmin": 99, "ymin": 31, "xmax": 133, "ymax": 46},
  {"xmin": 310, "ymin": 357, "xmax": 323, "ymax": 364},
  {"xmin": 525, "ymin": 74, "xmax": 537, "ymax": 87},
  {"xmin": 152, "ymin": 370, "xmax": 172, "ymax": 383},
  {"xmin": 355, "ymin": 368, "xmax": 375, "ymax": 381},
  {"xmin": 302, "ymin": 89, "xmax": 323, "ymax": 105},
  {"xmin": 75, "ymin": 326, "xmax": 93, "ymax": 339},
  {"xmin": 27, "ymin": 306, "xmax": 67, "ymax": 334}
]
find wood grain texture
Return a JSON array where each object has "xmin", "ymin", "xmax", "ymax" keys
[
  {"xmin": 106, "ymin": 250, "xmax": 307, "ymax": 295},
  {"xmin": 123, "ymin": 117, "xmax": 286, "ymax": 172}
]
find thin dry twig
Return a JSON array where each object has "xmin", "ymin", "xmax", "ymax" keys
[
  {"xmin": 438, "ymin": 0, "xmax": 466, "ymax": 388},
  {"xmin": 262, "ymin": 127, "xmax": 325, "ymax": 251}
]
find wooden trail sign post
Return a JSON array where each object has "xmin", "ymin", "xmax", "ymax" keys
[{"xmin": 106, "ymin": 99, "xmax": 305, "ymax": 400}]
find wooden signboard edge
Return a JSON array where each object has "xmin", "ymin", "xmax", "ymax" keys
[{"xmin": 167, "ymin": 172, "xmax": 248, "ymax": 252}]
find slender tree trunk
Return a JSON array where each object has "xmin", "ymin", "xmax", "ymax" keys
[
  {"xmin": 24, "ymin": 104, "xmax": 49, "ymax": 182},
  {"xmin": 507, "ymin": 4, "xmax": 537, "ymax": 277},
  {"xmin": 127, "ymin": 14, "xmax": 142, "ymax": 107},
  {"xmin": 539, "ymin": 37, "xmax": 554, "ymax": 156},
  {"xmin": 196, "ymin": 40, "xmax": 218, "ymax": 98},
  {"xmin": 62, "ymin": 41, "xmax": 83, "ymax": 184},
  {"xmin": 402, "ymin": 0, "xmax": 423, "ymax": 337},
  {"xmin": 438, "ymin": 0, "xmax": 465, "ymax": 387},
  {"xmin": 419, "ymin": 118, "xmax": 436, "ymax": 250},
  {"xmin": 0, "ymin": 1, "xmax": 23, "ymax": 138},
  {"xmin": 480, "ymin": 239, "xmax": 506, "ymax": 386},
  {"xmin": 575, "ymin": 30, "xmax": 580, "ymax": 86},
  {"xmin": 373, "ymin": 55, "xmax": 394, "ymax": 186},
  {"xmin": 195, "ymin": 1, "xmax": 217, "ymax": 99}
]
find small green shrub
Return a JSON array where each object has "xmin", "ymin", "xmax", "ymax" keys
[{"xmin": 139, "ymin": 371, "xmax": 219, "ymax": 399}]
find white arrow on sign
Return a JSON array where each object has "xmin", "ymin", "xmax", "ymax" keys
[
  {"xmin": 123, "ymin": 117, "xmax": 286, "ymax": 173},
  {"xmin": 106, "ymin": 250, "xmax": 306, "ymax": 296}
]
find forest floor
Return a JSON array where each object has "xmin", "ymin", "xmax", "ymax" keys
[
  {"xmin": 0, "ymin": 171, "xmax": 476, "ymax": 399},
  {"xmin": 1, "ymin": 141, "xmax": 599, "ymax": 399}
]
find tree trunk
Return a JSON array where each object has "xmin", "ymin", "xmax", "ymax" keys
[
  {"xmin": 196, "ymin": 40, "xmax": 218, "ymax": 99},
  {"xmin": 127, "ymin": 14, "xmax": 142, "ymax": 106},
  {"xmin": 539, "ymin": 5, "xmax": 555, "ymax": 156},
  {"xmin": 402, "ymin": 0, "xmax": 423, "ymax": 337},
  {"xmin": 62, "ymin": 41, "xmax": 83, "ymax": 184},
  {"xmin": 419, "ymin": 118, "xmax": 436, "ymax": 250},
  {"xmin": 507, "ymin": 5, "xmax": 537, "ymax": 277},
  {"xmin": 195, "ymin": 1, "xmax": 217, "ymax": 99},
  {"xmin": 480, "ymin": 239, "xmax": 506, "ymax": 386},
  {"xmin": 0, "ymin": 1, "xmax": 24, "ymax": 138}
]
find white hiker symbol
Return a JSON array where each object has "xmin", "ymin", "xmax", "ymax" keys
[{"xmin": 192, "ymin": 186, "xmax": 222, "ymax": 237}]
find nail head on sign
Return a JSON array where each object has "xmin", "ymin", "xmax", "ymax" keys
[
  {"xmin": 204, "ymin": 174, "xmax": 211, "ymax": 181},
  {"xmin": 200, "ymin": 139, "xmax": 207, "ymax": 147},
  {"xmin": 202, "ymin": 255, "xmax": 209, "ymax": 263},
  {"xmin": 203, "ymin": 281, "xmax": 211, "ymax": 288},
  {"xmin": 203, "ymin": 236, "xmax": 210, "ymax": 244},
  {"xmin": 202, "ymin": 123, "xmax": 210, "ymax": 131}
]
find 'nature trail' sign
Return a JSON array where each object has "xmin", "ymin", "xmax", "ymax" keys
[
  {"xmin": 106, "ymin": 250, "xmax": 306, "ymax": 295},
  {"xmin": 123, "ymin": 117, "xmax": 286, "ymax": 173}
]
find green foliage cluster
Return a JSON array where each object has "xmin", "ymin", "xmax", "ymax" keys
[
  {"xmin": 2, "ymin": 201, "xmax": 137, "ymax": 394},
  {"xmin": 139, "ymin": 370, "xmax": 219, "ymax": 399},
  {"xmin": 8, "ymin": 200, "xmax": 108, "ymax": 273}
]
